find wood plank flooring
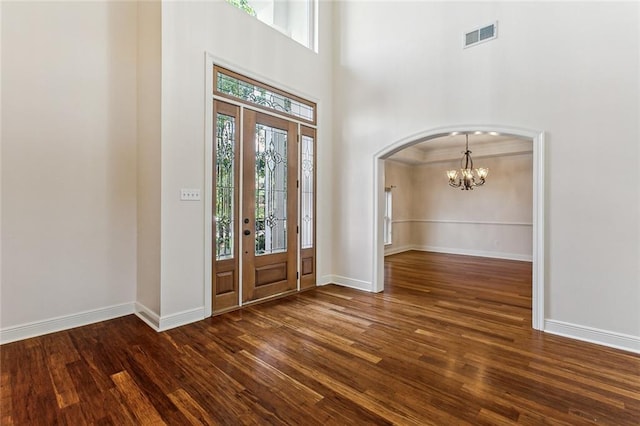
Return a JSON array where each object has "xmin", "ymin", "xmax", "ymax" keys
[{"xmin": 2, "ymin": 251, "xmax": 639, "ymax": 425}]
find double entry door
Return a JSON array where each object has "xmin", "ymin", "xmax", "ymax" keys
[{"xmin": 213, "ymin": 100, "xmax": 315, "ymax": 313}]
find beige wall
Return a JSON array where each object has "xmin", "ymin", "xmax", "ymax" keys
[
  {"xmin": 385, "ymin": 152, "xmax": 533, "ymax": 260},
  {"xmin": 414, "ymin": 152, "xmax": 533, "ymax": 260},
  {"xmin": 1, "ymin": 1, "xmax": 138, "ymax": 328},
  {"xmin": 136, "ymin": 0, "xmax": 162, "ymax": 316}
]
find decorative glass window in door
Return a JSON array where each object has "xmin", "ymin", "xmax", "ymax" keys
[
  {"xmin": 301, "ymin": 135, "xmax": 314, "ymax": 249},
  {"xmin": 255, "ymin": 124, "xmax": 288, "ymax": 255},
  {"xmin": 215, "ymin": 114, "xmax": 236, "ymax": 260}
]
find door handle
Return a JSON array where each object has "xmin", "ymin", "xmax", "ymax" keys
[{"xmin": 243, "ymin": 229, "xmax": 251, "ymax": 236}]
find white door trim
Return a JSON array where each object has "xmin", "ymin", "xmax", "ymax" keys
[
  {"xmin": 204, "ymin": 52, "xmax": 214, "ymax": 317},
  {"xmin": 372, "ymin": 125, "xmax": 546, "ymax": 330}
]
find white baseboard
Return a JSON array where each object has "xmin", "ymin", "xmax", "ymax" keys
[
  {"xmin": 135, "ymin": 303, "xmax": 205, "ymax": 332},
  {"xmin": 545, "ymin": 319, "xmax": 640, "ymax": 354},
  {"xmin": 318, "ymin": 274, "xmax": 373, "ymax": 292},
  {"xmin": 384, "ymin": 245, "xmax": 413, "ymax": 256},
  {"xmin": 0, "ymin": 301, "xmax": 206, "ymax": 344},
  {"xmin": 413, "ymin": 245, "xmax": 532, "ymax": 262},
  {"xmin": 158, "ymin": 307, "xmax": 205, "ymax": 332},
  {"xmin": 316, "ymin": 275, "xmax": 334, "ymax": 286},
  {"xmin": 135, "ymin": 302, "xmax": 160, "ymax": 331},
  {"xmin": 0, "ymin": 302, "xmax": 135, "ymax": 344}
]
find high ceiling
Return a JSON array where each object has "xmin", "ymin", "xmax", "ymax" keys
[
  {"xmin": 387, "ymin": 133, "xmax": 533, "ymax": 165},
  {"xmin": 412, "ymin": 134, "xmax": 522, "ymax": 153}
]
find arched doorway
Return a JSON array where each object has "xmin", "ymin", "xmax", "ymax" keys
[{"xmin": 372, "ymin": 125, "xmax": 545, "ymax": 330}]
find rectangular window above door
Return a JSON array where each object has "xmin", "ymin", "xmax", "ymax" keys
[{"xmin": 214, "ymin": 66, "xmax": 316, "ymax": 124}]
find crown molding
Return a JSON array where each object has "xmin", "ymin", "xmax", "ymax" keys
[{"xmin": 389, "ymin": 138, "xmax": 532, "ymax": 165}]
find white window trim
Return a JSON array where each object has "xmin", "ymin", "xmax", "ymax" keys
[{"xmin": 383, "ymin": 189, "xmax": 392, "ymax": 246}]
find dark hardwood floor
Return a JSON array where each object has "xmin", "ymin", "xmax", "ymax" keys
[{"xmin": 2, "ymin": 251, "xmax": 639, "ymax": 425}]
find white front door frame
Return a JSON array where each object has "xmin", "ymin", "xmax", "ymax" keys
[{"xmin": 372, "ymin": 125, "xmax": 546, "ymax": 330}]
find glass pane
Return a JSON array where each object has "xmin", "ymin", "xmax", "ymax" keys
[
  {"xmin": 383, "ymin": 190, "xmax": 392, "ymax": 245},
  {"xmin": 225, "ymin": 0, "xmax": 314, "ymax": 50},
  {"xmin": 255, "ymin": 124, "xmax": 288, "ymax": 255},
  {"xmin": 301, "ymin": 135, "xmax": 314, "ymax": 249},
  {"xmin": 215, "ymin": 113, "xmax": 235, "ymax": 260},
  {"xmin": 216, "ymin": 71, "xmax": 315, "ymax": 122}
]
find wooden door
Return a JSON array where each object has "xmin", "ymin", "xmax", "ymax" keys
[
  {"xmin": 241, "ymin": 110, "xmax": 298, "ymax": 302},
  {"xmin": 212, "ymin": 101, "xmax": 241, "ymax": 312}
]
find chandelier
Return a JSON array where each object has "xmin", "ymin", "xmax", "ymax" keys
[{"xmin": 446, "ymin": 134, "xmax": 489, "ymax": 190}]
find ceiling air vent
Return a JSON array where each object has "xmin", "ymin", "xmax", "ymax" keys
[{"xmin": 464, "ymin": 22, "xmax": 498, "ymax": 48}]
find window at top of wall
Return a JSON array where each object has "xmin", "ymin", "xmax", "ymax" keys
[{"xmin": 227, "ymin": 0, "xmax": 316, "ymax": 51}]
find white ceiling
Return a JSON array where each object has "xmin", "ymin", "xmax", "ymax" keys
[
  {"xmin": 387, "ymin": 133, "xmax": 533, "ymax": 165},
  {"xmin": 412, "ymin": 134, "xmax": 516, "ymax": 153}
]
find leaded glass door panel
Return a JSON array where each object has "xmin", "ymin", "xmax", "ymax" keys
[
  {"xmin": 242, "ymin": 111, "xmax": 298, "ymax": 302},
  {"xmin": 212, "ymin": 101, "xmax": 241, "ymax": 312},
  {"xmin": 300, "ymin": 126, "xmax": 316, "ymax": 290}
]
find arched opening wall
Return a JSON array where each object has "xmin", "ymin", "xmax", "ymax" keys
[
  {"xmin": 372, "ymin": 125, "xmax": 545, "ymax": 330},
  {"xmin": 332, "ymin": 1, "xmax": 639, "ymax": 352}
]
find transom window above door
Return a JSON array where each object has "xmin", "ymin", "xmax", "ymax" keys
[{"xmin": 214, "ymin": 66, "xmax": 316, "ymax": 124}]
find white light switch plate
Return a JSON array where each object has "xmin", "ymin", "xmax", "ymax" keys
[{"xmin": 180, "ymin": 189, "xmax": 201, "ymax": 201}]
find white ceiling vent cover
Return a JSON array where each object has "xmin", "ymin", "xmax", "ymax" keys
[{"xmin": 464, "ymin": 22, "xmax": 498, "ymax": 48}]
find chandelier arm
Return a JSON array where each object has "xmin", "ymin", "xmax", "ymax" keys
[{"xmin": 471, "ymin": 177, "xmax": 486, "ymax": 187}]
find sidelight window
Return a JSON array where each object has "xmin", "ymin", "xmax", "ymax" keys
[
  {"xmin": 301, "ymin": 134, "xmax": 314, "ymax": 249},
  {"xmin": 215, "ymin": 114, "xmax": 236, "ymax": 260}
]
